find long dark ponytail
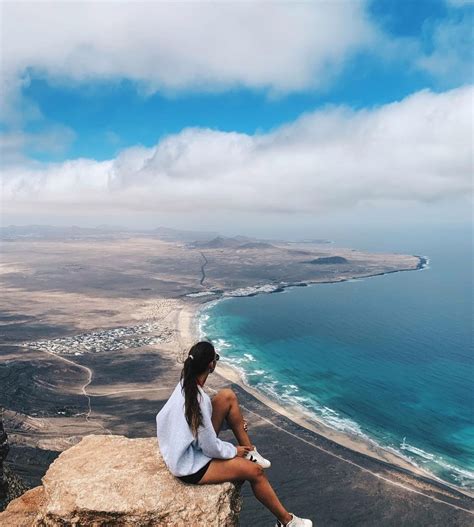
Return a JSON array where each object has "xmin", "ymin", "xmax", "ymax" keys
[{"xmin": 180, "ymin": 341, "xmax": 216, "ymax": 436}]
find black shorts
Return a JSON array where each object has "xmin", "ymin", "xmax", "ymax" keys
[{"xmin": 177, "ymin": 460, "xmax": 212, "ymax": 485}]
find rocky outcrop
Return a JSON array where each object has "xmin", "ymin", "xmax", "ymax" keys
[
  {"xmin": 0, "ymin": 435, "xmax": 242, "ymax": 526},
  {"xmin": 0, "ymin": 412, "xmax": 28, "ymax": 512},
  {"xmin": 0, "ymin": 487, "xmax": 45, "ymax": 526}
]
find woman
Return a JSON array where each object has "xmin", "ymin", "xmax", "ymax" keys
[{"xmin": 156, "ymin": 341, "xmax": 312, "ymax": 527}]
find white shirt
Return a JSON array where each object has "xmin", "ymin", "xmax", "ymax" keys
[{"xmin": 156, "ymin": 380, "xmax": 237, "ymax": 477}]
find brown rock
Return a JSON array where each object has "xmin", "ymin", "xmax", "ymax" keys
[
  {"xmin": 0, "ymin": 435, "xmax": 242, "ymax": 526},
  {"xmin": 0, "ymin": 486, "xmax": 45, "ymax": 526}
]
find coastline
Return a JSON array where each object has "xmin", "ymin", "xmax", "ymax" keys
[
  {"xmin": 173, "ymin": 257, "xmax": 473, "ymax": 500},
  {"xmin": 184, "ymin": 255, "xmax": 430, "ymax": 300}
]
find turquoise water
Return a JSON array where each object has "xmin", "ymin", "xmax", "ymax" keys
[{"xmin": 200, "ymin": 225, "xmax": 474, "ymax": 490}]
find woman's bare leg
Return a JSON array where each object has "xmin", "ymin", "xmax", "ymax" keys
[
  {"xmin": 211, "ymin": 388, "xmax": 252, "ymax": 447},
  {"xmin": 209, "ymin": 390, "xmax": 291, "ymax": 522},
  {"xmin": 199, "ymin": 457, "xmax": 292, "ymax": 525}
]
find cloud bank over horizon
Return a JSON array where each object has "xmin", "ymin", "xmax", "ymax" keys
[{"xmin": 3, "ymin": 86, "xmax": 472, "ymax": 221}]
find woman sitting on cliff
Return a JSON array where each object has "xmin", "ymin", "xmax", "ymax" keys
[{"xmin": 156, "ymin": 341, "xmax": 312, "ymax": 527}]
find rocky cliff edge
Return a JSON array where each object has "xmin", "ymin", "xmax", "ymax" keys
[{"xmin": 0, "ymin": 435, "xmax": 242, "ymax": 526}]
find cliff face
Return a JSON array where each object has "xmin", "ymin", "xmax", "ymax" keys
[
  {"xmin": 0, "ymin": 413, "xmax": 28, "ymax": 512},
  {"xmin": 0, "ymin": 434, "xmax": 242, "ymax": 526},
  {"xmin": 0, "ymin": 416, "xmax": 9, "ymax": 508}
]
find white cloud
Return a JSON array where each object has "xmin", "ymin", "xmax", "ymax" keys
[
  {"xmin": 2, "ymin": 86, "xmax": 472, "ymax": 217},
  {"xmin": 0, "ymin": 1, "xmax": 376, "ymax": 121},
  {"xmin": 1, "ymin": 1, "xmax": 471, "ymax": 127}
]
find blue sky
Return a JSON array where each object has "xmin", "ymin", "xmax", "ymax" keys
[{"xmin": 1, "ymin": 0, "xmax": 472, "ymax": 234}]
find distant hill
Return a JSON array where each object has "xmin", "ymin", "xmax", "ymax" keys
[
  {"xmin": 238, "ymin": 242, "xmax": 275, "ymax": 249},
  {"xmin": 232, "ymin": 235, "xmax": 253, "ymax": 243},
  {"xmin": 190, "ymin": 236, "xmax": 276, "ymax": 250},
  {"xmin": 304, "ymin": 256, "xmax": 349, "ymax": 264},
  {"xmin": 190, "ymin": 236, "xmax": 244, "ymax": 249}
]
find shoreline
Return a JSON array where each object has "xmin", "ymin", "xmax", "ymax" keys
[
  {"xmin": 174, "ymin": 257, "xmax": 473, "ymax": 500},
  {"xmin": 184, "ymin": 255, "xmax": 429, "ymax": 300}
]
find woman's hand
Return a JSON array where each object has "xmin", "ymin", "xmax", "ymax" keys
[{"xmin": 236, "ymin": 445, "xmax": 252, "ymax": 457}]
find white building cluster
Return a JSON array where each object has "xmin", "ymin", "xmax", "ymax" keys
[{"xmin": 28, "ymin": 322, "xmax": 174, "ymax": 355}]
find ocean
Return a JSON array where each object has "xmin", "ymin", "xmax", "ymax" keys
[{"xmin": 199, "ymin": 224, "xmax": 473, "ymax": 490}]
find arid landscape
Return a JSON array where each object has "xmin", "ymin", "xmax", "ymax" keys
[{"xmin": 1, "ymin": 225, "xmax": 472, "ymax": 525}]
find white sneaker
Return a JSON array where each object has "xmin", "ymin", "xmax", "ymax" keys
[
  {"xmin": 244, "ymin": 447, "xmax": 271, "ymax": 468},
  {"xmin": 275, "ymin": 513, "xmax": 313, "ymax": 527}
]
